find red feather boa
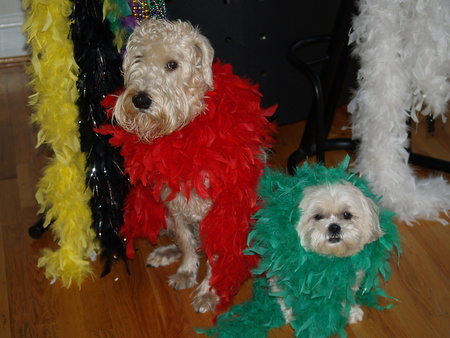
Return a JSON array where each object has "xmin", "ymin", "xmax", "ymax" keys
[{"xmin": 97, "ymin": 61, "xmax": 276, "ymax": 308}]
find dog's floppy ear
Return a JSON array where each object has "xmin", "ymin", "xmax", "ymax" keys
[
  {"xmin": 194, "ymin": 33, "xmax": 214, "ymax": 90},
  {"xmin": 366, "ymin": 197, "xmax": 384, "ymax": 243}
]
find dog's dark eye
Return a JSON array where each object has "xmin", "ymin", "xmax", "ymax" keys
[
  {"xmin": 166, "ymin": 61, "xmax": 178, "ymax": 70},
  {"xmin": 343, "ymin": 211, "xmax": 352, "ymax": 220},
  {"xmin": 133, "ymin": 56, "xmax": 142, "ymax": 64},
  {"xmin": 314, "ymin": 214, "xmax": 323, "ymax": 221}
]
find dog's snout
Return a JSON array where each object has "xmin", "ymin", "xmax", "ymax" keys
[
  {"xmin": 328, "ymin": 223, "xmax": 341, "ymax": 234},
  {"xmin": 132, "ymin": 92, "xmax": 152, "ymax": 109}
]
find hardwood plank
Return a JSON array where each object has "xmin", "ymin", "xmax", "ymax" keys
[
  {"xmin": 349, "ymin": 306, "xmax": 409, "ymax": 338},
  {"xmin": 35, "ymin": 323, "xmax": 61, "ymax": 338},
  {"xmin": 100, "ymin": 248, "xmax": 167, "ymax": 336},
  {"xmin": 29, "ymin": 237, "xmax": 61, "ymax": 327},
  {"xmin": 404, "ymin": 218, "xmax": 450, "ymax": 282},
  {"xmin": 0, "ymin": 69, "xmax": 10, "ymax": 122},
  {"xmin": 16, "ymin": 163, "xmax": 38, "ymax": 209},
  {"xmin": 8, "ymin": 69, "xmax": 36, "ymax": 166},
  {"xmin": 0, "ymin": 179, "xmax": 19, "ymax": 226},
  {"xmin": 3, "ymin": 223, "xmax": 37, "ymax": 338},
  {"xmin": 382, "ymin": 221, "xmax": 450, "ymax": 337},
  {"xmin": 1, "ymin": 64, "xmax": 449, "ymax": 338},
  {"xmin": 412, "ymin": 115, "xmax": 450, "ymax": 161},
  {"xmin": 0, "ymin": 227, "xmax": 12, "ymax": 338},
  {"xmin": 0, "ymin": 125, "xmax": 16, "ymax": 180},
  {"xmin": 79, "ymin": 278, "xmax": 114, "ymax": 333},
  {"xmin": 55, "ymin": 286, "xmax": 89, "ymax": 338}
]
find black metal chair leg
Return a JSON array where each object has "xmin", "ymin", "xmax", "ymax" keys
[
  {"xmin": 28, "ymin": 216, "xmax": 51, "ymax": 239},
  {"xmin": 286, "ymin": 0, "xmax": 355, "ymax": 174}
]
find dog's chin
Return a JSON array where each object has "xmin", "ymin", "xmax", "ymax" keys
[
  {"xmin": 308, "ymin": 241, "xmax": 362, "ymax": 257},
  {"xmin": 113, "ymin": 92, "xmax": 204, "ymax": 143},
  {"xmin": 302, "ymin": 230, "xmax": 365, "ymax": 257},
  {"xmin": 113, "ymin": 102, "xmax": 186, "ymax": 143},
  {"xmin": 115, "ymin": 113, "xmax": 173, "ymax": 143}
]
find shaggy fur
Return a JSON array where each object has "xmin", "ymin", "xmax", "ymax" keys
[
  {"xmin": 298, "ymin": 181, "xmax": 383, "ymax": 258},
  {"xmin": 97, "ymin": 19, "xmax": 276, "ymax": 313},
  {"xmin": 113, "ymin": 19, "xmax": 213, "ymax": 142}
]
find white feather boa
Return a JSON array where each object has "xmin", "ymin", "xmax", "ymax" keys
[{"xmin": 348, "ymin": 0, "xmax": 450, "ymax": 225}]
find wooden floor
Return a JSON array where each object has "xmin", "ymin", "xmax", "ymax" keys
[{"xmin": 1, "ymin": 60, "xmax": 449, "ymax": 338}]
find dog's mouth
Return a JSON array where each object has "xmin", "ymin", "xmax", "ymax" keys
[{"xmin": 328, "ymin": 235, "xmax": 342, "ymax": 243}]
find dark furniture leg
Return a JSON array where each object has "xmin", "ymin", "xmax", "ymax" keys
[
  {"xmin": 287, "ymin": 0, "xmax": 449, "ymax": 175},
  {"xmin": 286, "ymin": 0, "xmax": 356, "ymax": 174}
]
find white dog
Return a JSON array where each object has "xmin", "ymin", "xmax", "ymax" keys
[
  {"xmin": 203, "ymin": 162, "xmax": 400, "ymax": 337},
  {"xmin": 99, "ymin": 18, "xmax": 275, "ymax": 313},
  {"xmin": 276, "ymin": 181, "xmax": 384, "ymax": 325},
  {"xmin": 298, "ymin": 181, "xmax": 383, "ymax": 258}
]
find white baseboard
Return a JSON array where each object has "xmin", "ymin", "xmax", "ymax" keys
[{"xmin": 0, "ymin": 12, "xmax": 28, "ymax": 59}]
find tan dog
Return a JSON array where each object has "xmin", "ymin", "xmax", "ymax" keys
[
  {"xmin": 101, "ymin": 18, "xmax": 275, "ymax": 313},
  {"xmin": 113, "ymin": 19, "xmax": 213, "ymax": 142}
]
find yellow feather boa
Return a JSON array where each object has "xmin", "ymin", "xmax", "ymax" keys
[{"xmin": 22, "ymin": 0, "xmax": 99, "ymax": 286}]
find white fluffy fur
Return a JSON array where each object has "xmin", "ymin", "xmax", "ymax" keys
[
  {"xmin": 297, "ymin": 182, "xmax": 383, "ymax": 257},
  {"xmin": 273, "ymin": 182, "xmax": 382, "ymax": 325},
  {"xmin": 114, "ymin": 19, "xmax": 214, "ymax": 142},
  {"xmin": 348, "ymin": 0, "xmax": 450, "ymax": 224}
]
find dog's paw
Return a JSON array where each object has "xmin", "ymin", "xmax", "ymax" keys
[
  {"xmin": 168, "ymin": 270, "xmax": 197, "ymax": 290},
  {"xmin": 192, "ymin": 289, "xmax": 219, "ymax": 313},
  {"xmin": 348, "ymin": 305, "xmax": 364, "ymax": 324},
  {"xmin": 146, "ymin": 244, "xmax": 182, "ymax": 267}
]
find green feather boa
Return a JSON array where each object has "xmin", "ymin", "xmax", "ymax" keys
[{"xmin": 200, "ymin": 157, "xmax": 401, "ymax": 337}]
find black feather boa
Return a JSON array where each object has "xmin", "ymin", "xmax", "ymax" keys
[{"xmin": 71, "ymin": 0, "xmax": 129, "ymax": 276}]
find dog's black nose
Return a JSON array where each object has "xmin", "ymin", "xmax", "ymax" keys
[
  {"xmin": 132, "ymin": 92, "xmax": 152, "ymax": 109},
  {"xmin": 328, "ymin": 223, "xmax": 341, "ymax": 234}
]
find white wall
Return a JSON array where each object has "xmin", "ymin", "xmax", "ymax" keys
[
  {"xmin": 0, "ymin": 0, "xmax": 28, "ymax": 58},
  {"xmin": 2, "ymin": 0, "xmax": 22, "ymax": 13}
]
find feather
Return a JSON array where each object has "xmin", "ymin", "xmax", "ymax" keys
[
  {"xmin": 22, "ymin": 0, "xmax": 98, "ymax": 287},
  {"xmin": 103, "ymin": 0, "xmax": 134, "ymax": 51},
  {"xmin": 71, "ymin": 0, "xmax": 129, "ymax": 277},
  {"xmin": 348, "ymin": 0, "xmax": 450, "ymax": 224},
  {"xmin": 97, "ymin": 60, "xmax": 277, "ymax": 308},
  {"xmin": 197, "ymin": 278, "xmax": 286, "ymax": 338},
  {"xmin": 202, "ymin": 157, "xmax": 401, "ymax": 337}
]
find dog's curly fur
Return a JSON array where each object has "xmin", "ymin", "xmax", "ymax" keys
[
  {"xmin": 114, "ymin": 19, "xmax": 213, "ymax": 142},
  {"xmin": 98, "ymin": 18, "xmax": 276, "ymax": 313}
]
